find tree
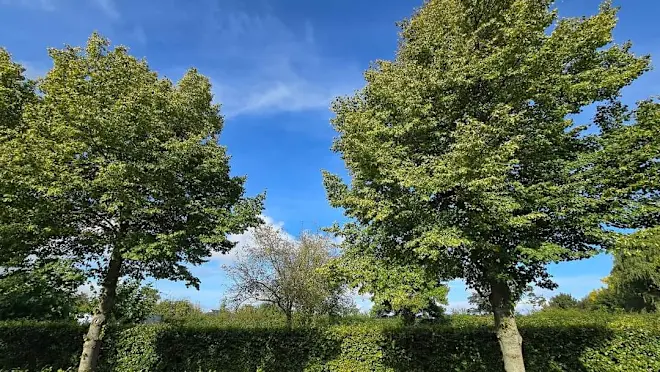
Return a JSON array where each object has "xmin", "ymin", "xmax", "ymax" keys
[
  {"xmin": 79, "ymin": 279, "xmax": 161, "ymax": 324},
  {"xmin": 323, "ymin": 1, "xmax": 648, "ymax": 370},
  {"xmin": 608, "ymin": 249, "xmax": 660, "ymax": 312},
  {"xmin": 0, "ymin": 260, "xmax": 85, "ymax": 321},
  {"xmin": 468, "ymin": 287, "xmax": 546, "ymax": 315},
  {"xmin": 0, "ymin": 48, "xmax": 68, "ymax": 271},
  {"xmin": 581, "ymin": 280, "xmax": 625, "ymax": 312},
  {"xmin": 592, "ymin": 99, "xmax": 660, "ymax": 312},
  {"xmin": 546, "ymin": 293, "xmax": 580, "ymax": 310},
  {"xmin": 592, "ymin": 99, "xmax": 659, "ymax": 244},
  {"xmin": 580, "ymin": 237, "xmax": 660, "ymax": 314},
  {"xmin": 113, "ymin": 280, "xmax": 161, "ymax": 324},
  {"xmin": 153, "ymin": 299, "xmax": 204, "ymax": 324},
  {"xmin": 225, "ymin": 224, "xmax": 353, "ymax": 328},
  {"xmin": 3, "ymin": 34, "xmax": 263, "ymax": 372},
  {"xmin": 467, "ymin": 292, "xmax": 491, "ymax": 315}
]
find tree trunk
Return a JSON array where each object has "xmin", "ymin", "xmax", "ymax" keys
[
  {"xmin": 78, "ymin": 248, "xmax": 123, "ymax": 372},
  {"xmin": 285, "ymin": 310, "xmax": 293, "ymax": 330},
  {"xmin": 490, "ymin": 284, "xmax": 526, "ymax": 372},
  {"xmin": 401, "ymin": 308, "xmax": 416, "ymax": 326}
]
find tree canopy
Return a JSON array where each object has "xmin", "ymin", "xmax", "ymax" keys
[
  {"xmin": 225, "ymin": 224, "xmax": 354, "ymax": 327},
  {"xmin": 0, "ymin": 34, "xmax": 263, "ymax": 371},
  {"xmin": 323, "ymin": 0, "xmax": 650, "ymax": 370}
]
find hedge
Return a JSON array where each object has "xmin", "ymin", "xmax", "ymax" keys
[{"xmin": 1, "ymin": 311, "xmax": 659, "ymax": 371}]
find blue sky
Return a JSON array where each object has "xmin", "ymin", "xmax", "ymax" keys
[{"xmin": 1, "ymin": 0, "xmax": 658, "ymax": 311}]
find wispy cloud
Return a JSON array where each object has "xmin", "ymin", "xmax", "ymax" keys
[
  {"xmin": 18, "ymin": 60, "xmax": 50, "ymax": 80},
  {"xmin": 92, "ymin": 0, "xmax": 119, "ymax": 19},
  {"xmin": 199, "ymin": 5, "xmax": 362, "ymax": 117},
  {"xmin": 0, "ymin": 0, "xmax": 54, "ymax": 11}
]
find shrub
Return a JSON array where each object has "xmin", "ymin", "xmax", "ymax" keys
[
  {"xmin": 0, "ymin": 321, "xmax": 83, "ymax": 371},
  {"xmin": 2, "ymin": 311, "xmax": 659, "ymax": 371}
]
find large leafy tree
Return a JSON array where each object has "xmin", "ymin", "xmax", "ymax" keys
[
  {"xmin": 323, "ymin": 1, "xmax": 648, "ymax": 370},
  {"xmin": 4, "ymin": 34, "xmax": 263, "ymax": 372},
  {"xmin": 608, "ymin": 241, "xmax": 660, "ymax": 313}
]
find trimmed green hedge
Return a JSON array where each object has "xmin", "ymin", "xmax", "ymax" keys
[
  {"xmin": 2, "ymin": 312, "xmax": 659, "ymax": 371},
  {"xmin": 0, "ymin": 322, "xmax": 84, "ymax": 371}
]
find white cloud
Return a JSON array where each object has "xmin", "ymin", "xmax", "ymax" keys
[
  {"xmin": 19, "ymin": 61, "xmax": 50, "ymax": 80},
  {"xmin": 92, "ymin": 0, "xmax": 119, "ymax": 19},
  {"xmin": 1, "ymin": 0, "xmax": 120, "ymax": 18},
  {"xmin": 201, "ymin": 6, "xmax": 362, "ymax": 117},
  {"xmin": 0, "ymin": 0, "xmax": 54, "ymax": 11},
  {"xmin": 129, "ymin": 26, "xmax": 147, "ymax": 45},
  {"xmin": 212, "ymin": 214, "xmax": 292, "ymax": 263}
]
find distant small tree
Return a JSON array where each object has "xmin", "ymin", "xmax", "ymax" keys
[
  {"xmin": 467, "ymin": 292, "xmax": 491, "ymax": 315},
  {"xmin": 580, "ymin": 236, "xmax": 660, "ymax": 314},
  {"xmin": 581, "ymin": 282, "xmax": 625, "ymax": 312},
  {"xmin": 224, "ymin": 224, "xmax": 353, "ymax": 327},
  {"xmin": 546, "ymin": 293, "xmax": 580, "ymax": 310},
  {"xmin": 153, "ymin": 299, "xmax": 204, "ymax": 323}
]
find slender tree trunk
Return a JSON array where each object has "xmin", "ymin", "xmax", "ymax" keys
[
  {"xmin": 490, "ymin": 283, "xmax": 526, "ymax": 372},
  {"xmin": 285, "ymin": 309, "xmax": 293, "ymax": 330},
  {"xmin": 78, "ymin": 248, "xmax": 123, "ymax": 372}
]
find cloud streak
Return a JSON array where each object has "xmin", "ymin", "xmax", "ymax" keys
[
  {"xmin": 0, "ymin": 0, "xmax": 54, "ymax": 11},
  {"xmin": 199, "ymin": 5, "xmax": 362, "ymax": 117},
  {"xmin": 92, "ymin": 0, "xmax": 119, "ymax": 19}
]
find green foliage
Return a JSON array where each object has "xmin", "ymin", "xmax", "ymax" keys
[
  {"xmin": 0, "ymin": 261, "xmax": 85, "ymax": 321},
  {"xmin": 578, "ymin": 225, "xmax": 660, "ymax": 314},
  {"xmin": 467, "ymin": 291, "xmax": 492, "ymax": 315},
  {"xmin": 112, "ymin": 281, "xmax": 160, "ymax": 324},
  {"xmin": 370, "ymin": 293, "xmax": 447, "ymax": 325},
  {"xmin": 0, "ymin": 47, "xmax": 65, "ymax": 271},
  {"xmin": 323, "ymin": 0, "xmax": 650, "ymax": 317},
  {"xmin": 225, "ymin": 225, "xmax": 355, "ymax": 325},
  {"xmin": 608, "ymin": 235, "xmax": 660, "ymax": 312},
  {"xmin": 547, "ymin": 293, "xmax": 581, "ymax": 310},
  {"xmin": 592, "ymin": 99, "xmax": 659, "ymax": 235},
  {"xmin": 78, "ymin": 280, "xmax": 161, "ymax": 324},
  {"xmin": 152, "ymin": 299, "xmax": 204, "ymax": 324},
  {"xmin": 12, "ymin": 33, "xmax": 263, "ymax": 287},
  {"xmin": 2, "ymin": 33, "xmax": 263, "ymax": 369},
  {"xmin": 2, "ymin": 312, "xmax": 660, "ymax": 371},
  {"xmin": 0, "ymin": 321, "xmax": 85, "ymax": 371}
]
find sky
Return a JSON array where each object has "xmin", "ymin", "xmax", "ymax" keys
[{"xmin": 1, "ymin": 0, "xmax": 659, "ymax": 312}]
